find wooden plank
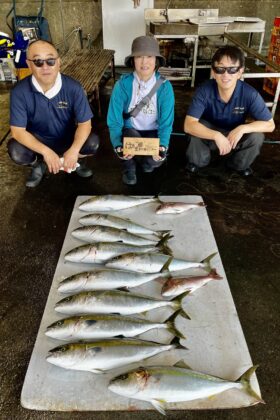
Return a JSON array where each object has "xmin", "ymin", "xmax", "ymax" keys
[{"xmin": 123, "ymin": 137, "xmax": 159, "ymax": 155}]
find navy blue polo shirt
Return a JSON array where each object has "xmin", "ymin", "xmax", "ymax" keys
[
  {"xmin": 10, "ymin": 74, "xmax": 93, "ymax": 149},
  {"xmin": 187, "ymin": 79, "xmax": 272, "ymax": 131}
]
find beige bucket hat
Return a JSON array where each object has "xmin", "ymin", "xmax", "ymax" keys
[{"xmin": 124, "ymin": 36, "xmax": 166, "ymax": 67}]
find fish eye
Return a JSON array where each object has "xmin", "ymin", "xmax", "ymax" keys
[
  {"xmin": 57, "ymin": 321, "xmax": 63, "ymax": 326},
  {"xmin": 60, "ymin": 346, "xmax": 67, "ymax": 352}
]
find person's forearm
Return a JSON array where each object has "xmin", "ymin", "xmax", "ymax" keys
[
  {"xmin": 240, "ymin": 119, "xmax": 275, "ymax": 134},
  {"xmin": 71, "ymin": 121, "xmax": 92, "ymax": 153},
  {"xmin": 10, "ymin": 126, "xmax": 50, "ymax": 155},
  {"xmin": 184, "ymin": 119, "xmax": 219, "ymax": 141}
]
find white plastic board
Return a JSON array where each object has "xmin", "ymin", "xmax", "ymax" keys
[{"xmin": 21, "ymin": 195, "xmax": 261, "ymax": 411}]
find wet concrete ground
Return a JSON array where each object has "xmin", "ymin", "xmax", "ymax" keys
[{"xmin": 0, "ymin": 76, "xmax": 279, "ymax": 419}]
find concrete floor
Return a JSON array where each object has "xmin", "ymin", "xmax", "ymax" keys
[{"xmin": 0, "ymin": 74, "xmax": 280, "ymax": 419}]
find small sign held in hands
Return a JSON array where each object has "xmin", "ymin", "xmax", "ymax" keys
[{"xmin": 123, "ymin": 137, "xmax": 159, "ymax": 156}]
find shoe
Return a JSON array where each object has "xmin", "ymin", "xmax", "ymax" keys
[
  {"xmin": 25, "ymin": 162, "xmax": 46, "ymax": 187},
  {"xmin": 122, "ymin": 171, "xmax": 137, "ymax": 185},
  {"xmin": 142, "ymin": 164, "xmax": 154, "ymax": 173},
  {"xmin": 76, "ymin": 161, "xmax": 93, "ymax": 178},
  {"xmin": 186, "ymin": 162, "xmax": 199, "ymax": 173},
  {"xmin": 239, "ymin": 167, "xmax": 253, "ymax": 177}
]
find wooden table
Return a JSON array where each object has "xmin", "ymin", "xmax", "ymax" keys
[{"xmin": 61, "ymin": 49, "xmax": 115, "ymax": 115}]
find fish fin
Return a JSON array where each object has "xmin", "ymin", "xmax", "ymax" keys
[
  {"xmin": 200, "ymin": 252, "xmax": 218, "ymax": 271},
  {"xmin": 157, "ymin": 233, "xmax": 174, "ymax": 255},
  {"xmin": 165, "ymin": 312, "xmax": 185, "ymax": 339},
  {"xmin": 160, "ymin": 256, "xmax": 173, "ymax": 273},
  {"xmin": 169, "ymin": 335, "xmax": 186, "ymax": 350},
  {"xmin": 172, "ymin": 292, "xmax": 191, "ymax": 320},
  {"xmin": 173, "ymin": 359, "xmax": 192, "ymax": 369},
  {"xmin": 150, "ymin": 399, "xmax": 166, "ymax": 415},
  {"xmin": 209, "ymin": 268, "xmax": 223, "ymax": 280},
  {"xmin": 238, "ymin": 365, "xmax": 265, "ymax": 403},
  {"xmin": 118, "ymin": 287, "xmax": 129, "ymax": 292}
]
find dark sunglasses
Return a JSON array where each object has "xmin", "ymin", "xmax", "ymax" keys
[
  {"xmin": 27, "ymin": 57, "xmax": 59, "ymax": 67},
  {"xmin": 212, "ymin": 66, "xmax": 241, "ymax": 75}
]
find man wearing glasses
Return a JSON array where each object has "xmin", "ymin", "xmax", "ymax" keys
[
  {"xmin": 184, "ymin": 45, "xmax": 275, "ymax": 176},
  {"xmin": 8, "ymin": 40, "xmax": 99, "ymax": 187}
]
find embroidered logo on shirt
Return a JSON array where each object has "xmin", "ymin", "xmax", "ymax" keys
[
  {"xmin": 57, "ymin": 101, "xmax": 68, "ymax": 109},
  {"xmin": 232, "ymin": 107, "xmax": 245, "ymax": 114}
]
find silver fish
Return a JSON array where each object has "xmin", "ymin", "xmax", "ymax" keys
[
  {"xmin": 79, "ymin": 195, "xmax": 157, "ymax": 212},
  {"xmin": 64, "ymin": 242, "xmax": 160, "ymax": 264},
  {"xmin": 58, "ymin": 269, "xmax": 170, "ymax": 294},
  {"xmin": 156, "ymin": 201, "xmax": 206, "ymax": 215},
  {"xmin": 79, "ymin": 213, "xmax": 169, "ymax": 237},
  {"xmin": 55, "ymin": 290, "xmax": 190, "ymax": 318},
  {"xmin": 162, "ymin": 269, "xmax": 223, "ymax": 297},
  {"xmin": 45, "ymin": 313, "xmax": 184, "ymax": 341},
  {"xmin": 71, "ymin": 225, "xmax": 170, "ymax": 246},
  {"xmin": 108, "ymin": 364, "xmax": 263, "ymax": 414},
  {"xmin": 106, "ymin": 252, "xmax": 217, "ymax": 274},
  {"xmin": 46, "ymin": 338, "xmax": 183, "ymax": 374}
]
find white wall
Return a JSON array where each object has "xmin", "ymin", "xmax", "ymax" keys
[{"xmin": 102, "ymin": 0, "xmax": 154, "ymax": 66}]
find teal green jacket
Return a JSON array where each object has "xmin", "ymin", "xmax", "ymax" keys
[{"xmin": 107, "ymin": 72, "xmax": 175, "ymax": 148}]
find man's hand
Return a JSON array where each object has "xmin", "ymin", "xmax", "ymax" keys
[
  {"xmin": 42, "ymin": 149, "xmax": 61, "ymax": 174},
  {"xmin": 152, "ymin": 146, "xmax": 167, "ymax": 161},
  {"xmin": 115, "ymin": 147, "xmax": 134, "ymax": 160},
  {"xmin": 227, "ymin": 125, "xmax": 245, "ymax": 149},
  {"xmin": 63, "ymin": 147, "xmax": 79, "ymax": 171},
  {"xmin": 214, "ymin": 132, "xmax": 232, "ymax": 155}
]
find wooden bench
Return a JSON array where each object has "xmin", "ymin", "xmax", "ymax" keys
[{"xmin": 60, "ymin": 49, "xmax": 115, "ymax": 115}]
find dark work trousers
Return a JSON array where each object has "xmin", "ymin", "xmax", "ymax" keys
[
  {"xmin": 186, "ymin": 120, "xmax": 264, "ymax": 171},
  {"xmin": 7, "ymin": 132, "xmax": 100, "ymax": 166},
  {"xmin": 122, "ymin": 128, "xmax": 166, "ymax": 174}
]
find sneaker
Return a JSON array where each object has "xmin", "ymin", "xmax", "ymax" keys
[
  {"xmin": 239, "ymin": 167, "xmax": 253, "ymax": 177},
  {"xmin": 122, "ymin": 171, "xmax": 137, "ymax": 185},
  {"xmin": 142, "ymin": 164, "xmax": 154, "ymax": 173},
  {"xmin": 76, "ymin": 161, "xmax": 93, "ymax": 178},
  {"xmin": 186, "ymin": 162, "xmax": 199, "ymax": 174},
  {"xmin": 25, "ymin": 162, "xmax": 46, "ymax": 188}
]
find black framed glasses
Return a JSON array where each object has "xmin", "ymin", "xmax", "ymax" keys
[
  {"xmin": 27, "ymin": 57, "xmax": 59, "ymax": 67},
  {"xmin": 212, "ymin": 66, "xmax": 241, "ymax": 75}
]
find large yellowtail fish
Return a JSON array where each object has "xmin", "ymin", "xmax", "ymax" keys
[
  {"xmin": 46, "ymin": 338, "xmax": 184, "ymax": 374},
  {"xmin": 79, "ymin": 195, "xmax": 157, "ymax": 212},
  {"xmin": 108, "ymin": 363, "xmax": 264, "ymax": 415}
]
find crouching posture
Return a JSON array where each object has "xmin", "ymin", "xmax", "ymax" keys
[
  {"xmin": 107, "ymin": 36, "xmax": 174, "ymax": 185},
  {"xmin": 8, "ymin": 40, "xmax": 99, "ymax": 187},
  {"xmin": 184, "ymin": 45, "xmax": 275, "ymax": 176}
]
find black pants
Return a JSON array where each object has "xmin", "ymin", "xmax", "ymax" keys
[
  {"xmin": 7, "ymin": 132, "xmax": 100, "ymax": 166},
  {"xmin": 122, "ymin": 128, "xmax": 166, "ymax": 173},
  {"xmin": 186, "ymin": 120, "xmax": 264, "ymax": 171}
]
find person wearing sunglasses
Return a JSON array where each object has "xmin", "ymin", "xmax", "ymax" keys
[
  {"xmin": 184, "ymin": 45, "xmax": 275, "ymax": 176},
  {"xmin": 8, "ymin": 40, "xmax": 99, "ymax": 187}
]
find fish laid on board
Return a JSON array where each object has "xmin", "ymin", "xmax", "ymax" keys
[
  {"xmin": 162, "ymin": 269, "xmax": 223, "ymax": 297},
  {"xmin": 71, "ymin": 225, "xmax": 171, "ymax": 247},
  {"xmin": 79, "ymin": 213, "xmax": 169, "ymax": 237},
  {"xmin": 108, "ymin": 363, "xmax": 263, "ymax": 415},
  {"xmin": 105, "ymin": 252, "xmax": 217, "ymax": 274},
  {"xmin": 64, "ymin": 242, "xmax": 168, "ymax": 264},
  {"xmin": 45, "ymin": 313, "xmax": 184, "ymax": 341},
  {"xmin": 46, "ymin": 338, "xmax": 184, "ymax": 374},
  {"xmin": 55, "ymin": 290, "xmax": 190, "ymax": 318},
  {"xmin": 156, "ymin": 201, "xmax": 206, "ymax": 215},
  {"xmin": 58, "ymin": 269, "xmax": 170, "ymax": 294},
  {"xmin": 79, "ymin": 195, "xmax": 157, "ymax": 212}
]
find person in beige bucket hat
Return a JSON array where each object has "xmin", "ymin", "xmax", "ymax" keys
[{"xmin": 107, "ymin": 36, "xmax": 174, "ymax": 185}]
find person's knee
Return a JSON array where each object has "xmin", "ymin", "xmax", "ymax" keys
[
  {"xmin": 244, "ymin": 132, "xmax": 264, "ymax": 149},
  {"xmin": 83, "ymin": 132, "xmax": 100, "ymax": 155},
  {"xmin": 7, "ymin": 139, "xmax": 35, "ymax": 165}
]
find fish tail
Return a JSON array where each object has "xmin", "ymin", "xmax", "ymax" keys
[
  {"xmin": 170, "ymin": 335, "xmax": 186, "ymax": 350},
  {"xmin": 238, "ymin": 365, "xmax": 265, "ymax": 403},
  {"xmin": 157, "ymin": 233, "xmax": 174, "ymax": 255},
  {"xmin": 155, "ymin": 229, "xmax": 172, "ymax": 238},
  {"xmin": 172, "ymin": 292, "xmax": 191, "ymax": 320},
  {"xmin": 198, "ymin": 201, "xmax": 206, "ymax": 207},
  {"xmin": 165, "ymin": 312, "xmax": 186, "ymax": 339},
  {"xmin": 209, "ymin": 268, "xmax": 223, "ymax": 280},
  {"xmin": 160, "ymin": 256, "xmax": 173, "ymax": 272},
  {"xmin": 200, "ymin": 252, "xmax": 218, "ymax": 272}
]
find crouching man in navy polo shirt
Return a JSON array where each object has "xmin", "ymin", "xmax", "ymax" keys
[
  {"xmin": 184, "ymin": 45, "xmax": 275, "ymax": 176},
  {"xmin": 8, "ymin": 40, "xmax": 99, "ymax": 187}
]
